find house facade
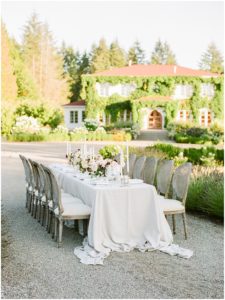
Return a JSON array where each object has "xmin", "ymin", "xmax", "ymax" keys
[{"xmin": 63, "ymin": 64, "xmax": 223, "ymax": 130}]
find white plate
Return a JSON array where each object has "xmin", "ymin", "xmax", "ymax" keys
[{"xmin": 129, "ymin": 179, "xmax": 143, "ymax": 184}]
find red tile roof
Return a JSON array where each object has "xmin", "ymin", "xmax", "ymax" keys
[
  {"xmin": 62, "ymin": 100, "xmax": 85, "ymax": 107},
  {"xmin": 93, "ymin": 64, "xmax": 219, "ymax": 77}
]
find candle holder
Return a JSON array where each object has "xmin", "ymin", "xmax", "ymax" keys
[{"xmin": 120, "ymin": 175, "xmax": 130, "ymax": 186}]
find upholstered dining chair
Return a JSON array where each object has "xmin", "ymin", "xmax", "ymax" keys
[
  {"xmin": 29, "ymin": 159, "xmax": 47, "ymax": 223},
  {"xmin": 28, "ymin": 159, "xmax": 42, "ymax": 219},
  {"xmin": 41, "ymin": 164, "xmax": 91, "ymax": 247},
  {"xmin": 132, "ymin": 156, "xmax": 146, "ymax": 179},
  {"xmin": 19, "ymin": 155, "xmax": 35, "ymax": 212},
  {"xmin": 123, "ymin": 153, "xmax": 137, "ymax": 178},
  {"xmin": 159, "ymin": 162, "xmax": 192, "ymax": 239},
  {"xmin": 143, "ymin": 157, "xmax": 158, "ymax": 185},
  {"xmin": 156, "ymin": 159, "xmax": 174, "ymax": 198}
]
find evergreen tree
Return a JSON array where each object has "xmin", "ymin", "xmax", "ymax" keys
[
  {"xmin": 109, "ymin": 40, "xmax": 126, "ymax": 67},
  {"xmin": 128, "ymin": 46, "xmax": 138, "ymax": 64},
  {"xmin": 90, "ymin": 38, "xmax": 111, "ymax": 73},
  {"xmin": 11, "ymin": 38, "xmax": 38, "ymax": 99},
  {"xmin": 128, "ymin": 40, "xmax": 145, "ymax": 64},
  {"xmin": 61, "ymin": 44, "xmax": 90, "ymax": 101},
  {"xmin": 199, "ymin": 42, "xmax": 224, "ymax": 74},
  {"xmin": 1, "ymin": 22, "xmax": 18, "ymax": 101},
  {"xmin": 151, "ymin": 39, "xmax": 177, "ymax": 64},
  {"xmin": 22, "ymin": 13, "xmax": 70, "ymax": 104}
]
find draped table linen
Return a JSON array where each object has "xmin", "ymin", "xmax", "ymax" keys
[{"xmin": 50, "ymin": 164, "xmax": 193, "ymax": 264}]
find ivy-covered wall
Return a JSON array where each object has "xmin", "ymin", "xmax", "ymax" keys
[{"xmin": 80, "ymin": 75, "xmax": 224, "ymax": 126}]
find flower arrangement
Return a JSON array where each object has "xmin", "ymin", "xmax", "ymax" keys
[{"xmin": 68, "ymin": 149, "xmax": 120, "ymax": 177}]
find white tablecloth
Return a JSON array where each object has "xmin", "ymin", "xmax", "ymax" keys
[{"xmin": 51, "ymin": 164, "xmax": 193, "ymax": 264}]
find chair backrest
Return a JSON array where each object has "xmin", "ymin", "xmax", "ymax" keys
[
  {"xmin": 36, "ymin": 163, "xmax": 47, "ymax": 195},
  {"xmin": 19, "ymin": 155, "xmax": 34, "ymax": 186},
  {"xmin": 28, "ymin": 159, "xmax": 41, "ymax": 191},
  {"xmin": 132, "ymin": 156, "xmax": 146, "ymax": 179},
  {"xmin": 156, "ymin": 159, "xmax": 174, "ymax": 197},
  {"xmin": 172, "ymin": 162, "xmax": 192, "ymax": 205},
  {"xmin": 30, "ymin": 159, "xmax": 46, "ymax": 194},
  {"xmin": 143, "ymin": 157, "xmax": 158, "ymax": 185},
  {"xmin": 124, "ymin": 153, "xmax": 137, "ymax": 177},
  {"xmin": 40, "ymin": 164, "xmax": 53, "ymax": 203},
  {"xmin": 40, "ymin": 164, "xmax": 63, "ymax": 214}
]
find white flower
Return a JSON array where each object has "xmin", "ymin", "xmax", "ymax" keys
[{"xmin": 81, "ymin": 160, "xmax": 88, "ymax": 169}]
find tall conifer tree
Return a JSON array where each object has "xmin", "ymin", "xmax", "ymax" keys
[
  {"xmin": 199, "ymin": 43, "xmax": 224, "ymax": 74},
  {"xmin": 90, "ymin": 38, "xmax": 111, "ymax": 73},
  {"xmin": 109, "ymin": 40, "xmax": 126, "ymax": 67},
  {"xmin": 128, "ymin": 40, "xmax": 145, "ymax": 64},
  {"xmin": 151, "ymin": 39, "xmax": 177, "ymax": 64}
]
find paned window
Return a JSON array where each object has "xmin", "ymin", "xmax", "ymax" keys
[
  {"xmin": 200, "ymin": 83, "xmax": 215, "ymax": 98},
  {"xmin": 200, "ymin": 109, "xmax": 212, "ymax": 126},
  {"xmin": 82, "ymin": 111, "xmax": 85, "ymax": 122},
  {"xmin": 70, "ymin": 111, "xmax": 78, "ymax": 123}
]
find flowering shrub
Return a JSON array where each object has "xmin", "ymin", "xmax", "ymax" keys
[
  {"xmin": 53, "ymin": 125, "xmax": 68, "ymax": 134},
  {"xmin": 186, "ymin": 166, "xmax": 224, "ymax": 218},
  {"xmin": 99, "ymin": 145, "xmax": 121, "ymax": 159},
  {"xmin": 84, "ymin": 119, "xmax": 99, "ymax": 131},
  {"xmin": 11, "ymin": 116, "xmax": 42, "ymax": 133}
]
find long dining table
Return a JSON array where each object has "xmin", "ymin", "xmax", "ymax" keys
[{"xmin": 50, "ymin": 164, "xmax": 192, "ymax": 264}]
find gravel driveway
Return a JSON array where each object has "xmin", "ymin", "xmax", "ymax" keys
[{"xmin": 1, "ymin": 151, "xmax": 224, "ymax": 299}]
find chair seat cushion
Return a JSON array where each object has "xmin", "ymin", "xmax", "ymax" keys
[
  {"xmin": 159, "ymin": 196, "xmax": 185, "ymax": 212},
  {"xmin": 61, "ymin": 192, "xmax": 83, "ymax": 205},
  {"xmin": 54, "ymin": 202, "xmax": 91, "ymax": 217}
]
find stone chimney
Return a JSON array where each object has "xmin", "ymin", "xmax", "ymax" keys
[
  {"xmin": 173, "ymin": 65, "xmax": 177, "ymax": 74},
  {"xmin": 128, "ymin": 60, "xmax": 132, "ymax": 67}
]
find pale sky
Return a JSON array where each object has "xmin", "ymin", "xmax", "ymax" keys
[{"xmin": 1, "ymin": 0, "xmax": 224, "ymax": 68}]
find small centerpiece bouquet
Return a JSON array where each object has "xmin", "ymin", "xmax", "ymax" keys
[{"xmin": 68, "ymin": 149, "xmax": 121, "ymax": 178}]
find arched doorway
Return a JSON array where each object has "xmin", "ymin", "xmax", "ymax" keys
[{"xmin": 148, "ymin": 110, "xmax": 162, "ymax": 129}]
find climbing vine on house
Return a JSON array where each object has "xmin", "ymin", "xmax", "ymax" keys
[{"xmin": 80, "ymin": 74, "xmax": 224, "ymax": 126}]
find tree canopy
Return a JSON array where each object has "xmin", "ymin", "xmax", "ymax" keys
[
  {"xmin": 199, "ymin": 42, "xmax": 224, "ymax": 74},
  {"xmin": 151, "ymin": 39, "xmax": 177, "ymax": 65}
]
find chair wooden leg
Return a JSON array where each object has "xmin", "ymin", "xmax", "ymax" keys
[
  {"xmin": 45, "ymin": 207, "xmax": 49, "ymax": 229},
  {"xmin": 74, "ymin": 220, "xmax": 78, "ymax": 232},
  {"xmin": 172, "ymin": 215, "xmax": 176, "ymax": 234},
  {"xmin": 52, "ymin": 216, "xmax": 55, "ymax": 239},
  {"xmin": 31, "ymin": 194, "xmax": 34, "ymax": 215},
  {"xmin": 25, "ymin": 189, "xmax": 28, "ymax": 208},
  {"xmin": 182, "ymin": 213, "xmax": 188, "ymax": 239},
  {"xmin": 48, "ymin": 212, "xmax": 52, "ymax": 233},
  {"xmin": 83, "ymin": 219, "xmax": 89, "ymax": 236},
  {"xmin": 38, "ymin": 200, "xmax": 42, "ymax": 222},
  {"xmin": 54, "ymin": 218, "xmax": 58, "ymax": 241},
  {"xmin": 28, "ymin": 193, "xmax": 32, "ymax": 213},
  {"xmin": 58, "ymin": 220, "xmax": 63, "ymax": 248}
]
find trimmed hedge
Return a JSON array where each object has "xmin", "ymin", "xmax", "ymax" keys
[{"xmin": 146, "ymin": 143, "xmax": 224, "ymax": 165}]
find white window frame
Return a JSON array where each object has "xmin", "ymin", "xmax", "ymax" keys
[
  {"xmin": 174, "ymin": 84, "xmax": 193, "ymax": 99},
  {"xmin": 200, "ymin": 83, "xmax": 215, "ymax": 98},
  {"xmin": 177, "ymin": 110, "xmax": 190, "ymax": 122},
  {"xmin": 199, "ymin": 108, "xmax": 213, "ymax": 127}
]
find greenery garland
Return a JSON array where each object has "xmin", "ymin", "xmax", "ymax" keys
[{"xmin": 80, "ymin": 75, "xmax": 224, "ymax": 126}]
